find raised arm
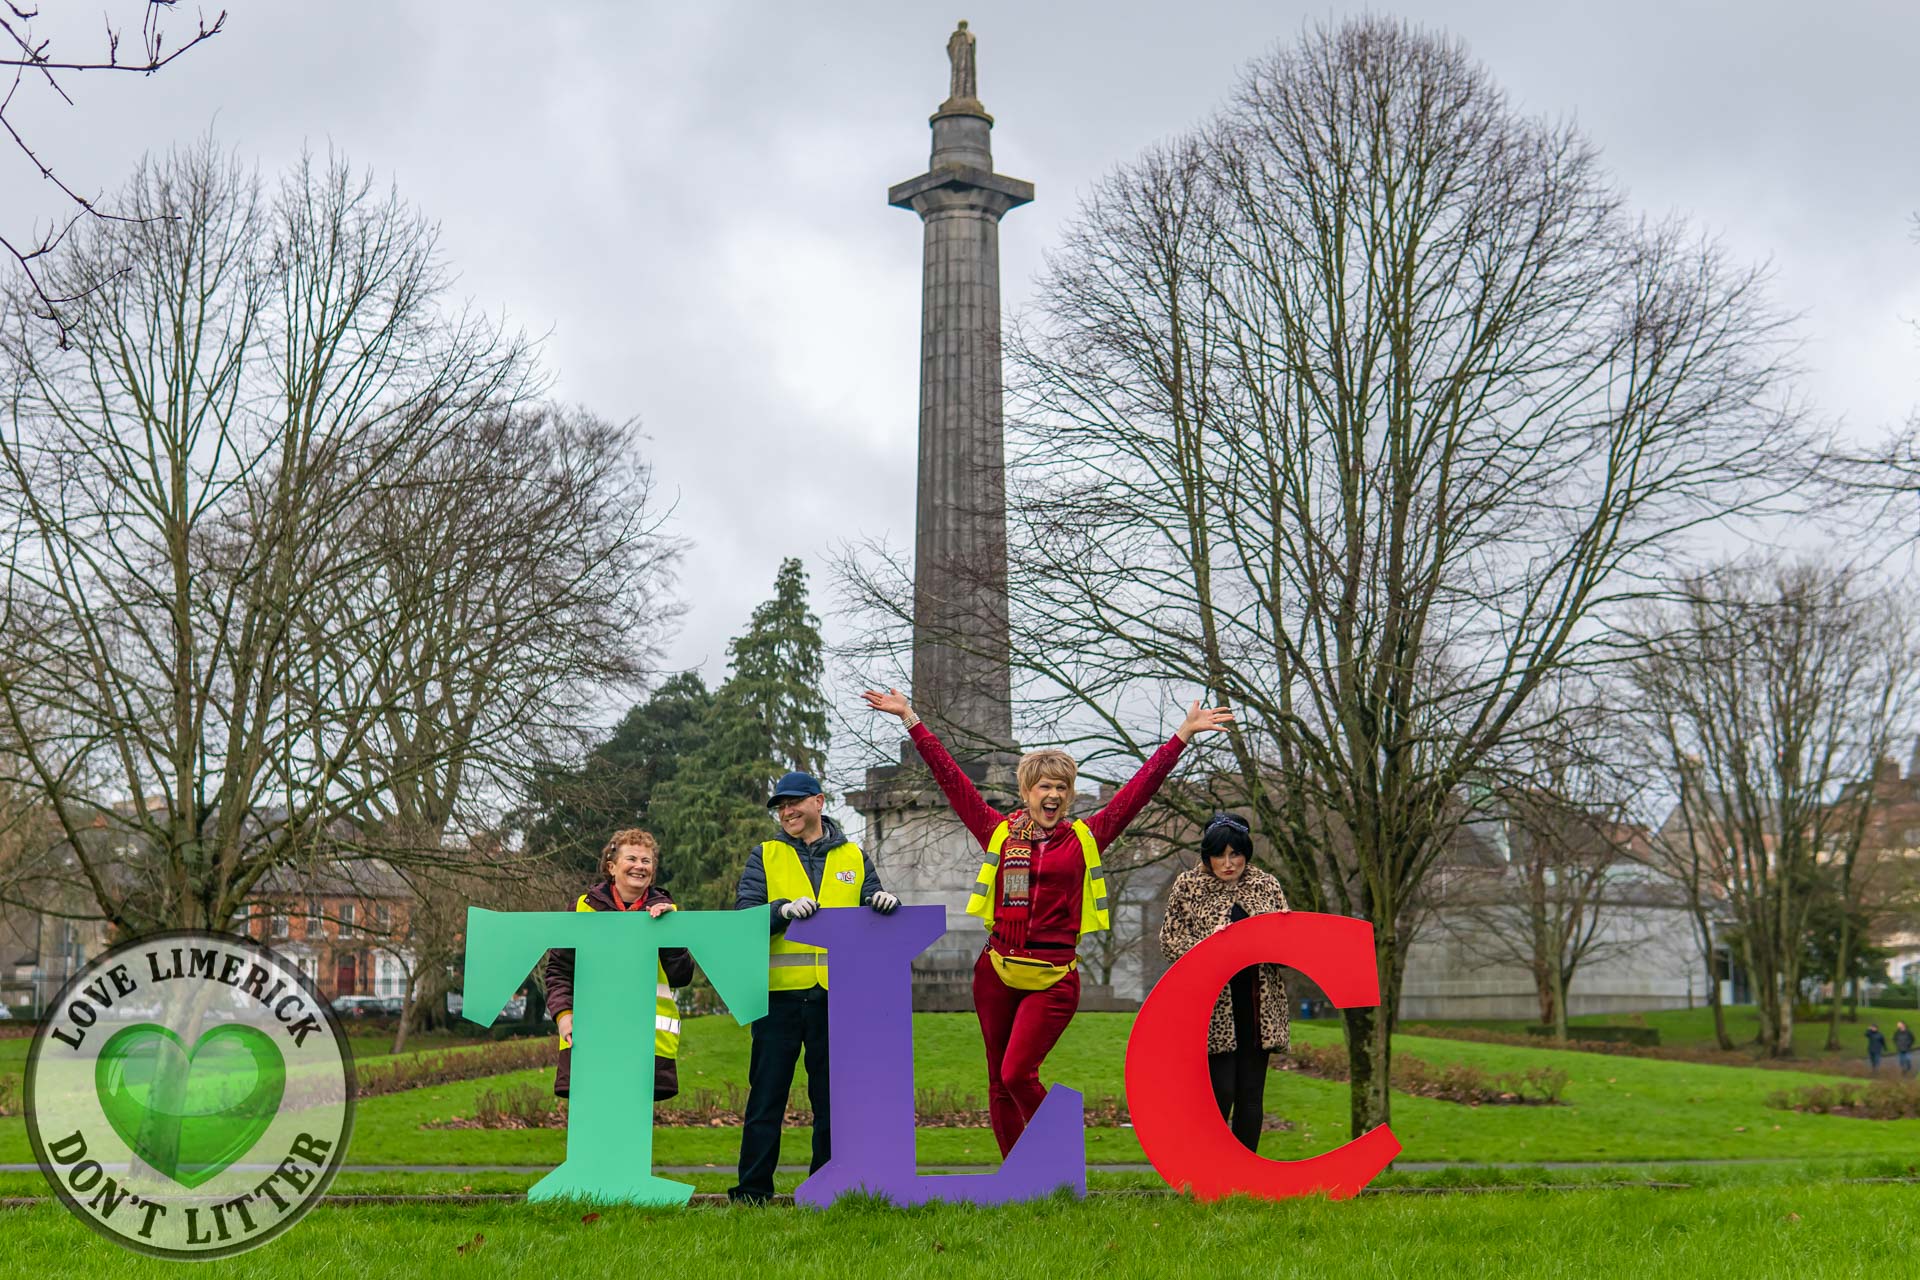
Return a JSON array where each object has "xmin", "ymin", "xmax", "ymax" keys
[
  {"xmin": 862, "ymin": 688, "xmax": 1005, "ymax": 846},
  {"xmin": 1088, "ymin": 700, "xmax": 1235, "ymax": 848}
]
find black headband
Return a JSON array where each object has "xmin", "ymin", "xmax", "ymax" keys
[{"xmin": 1205, "ymin": 813, "xmax": 1250, "ymax": 835}]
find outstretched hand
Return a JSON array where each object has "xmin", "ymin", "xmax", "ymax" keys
[
  {"xmin": 1175, "ymin": 699, "xmax": 1235, "ymax": 742},
  {"xmin": 862, "ymin": 688, "xmax": 913, "ymax": 720}
]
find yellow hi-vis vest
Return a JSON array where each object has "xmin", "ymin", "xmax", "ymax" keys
[
  {"xmin": 764, "ymin": 839, "xmax": 864, "ymax": 991},
  {"xmin": 965, "ymin": 818, "xmax": 1110, "ymax": 938},
  {"xmin": 569, "ymin": 892, "xmax": 681, "ymax": 1058}
]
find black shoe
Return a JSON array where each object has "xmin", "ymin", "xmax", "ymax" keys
[{"xmin": 727, "ymin": 1188, "xmax": 772, "ymax": 1205}]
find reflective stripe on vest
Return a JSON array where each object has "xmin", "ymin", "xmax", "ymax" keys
[
  {"xmin": 764, "ymin": 839, "xmax": 864, "ymax": 991},
  {"xmin": 573, "ymin": 892, "xmax": 681, "ymax": 1059},
  {"xmin": 964, "ymin": 819, "xmax": 1109, "ymax": 938}
]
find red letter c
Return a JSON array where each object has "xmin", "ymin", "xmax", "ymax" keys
[{"xmin": 1125, "ymin": 911, "xmax": 1400, "ymax": 1200}]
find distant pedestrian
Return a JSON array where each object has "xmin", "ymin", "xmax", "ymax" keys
[
  {"xmin": 1866, "ymin": 1023, "xmax": 1886, "ymax": 1073},
  {"xmin": 1896, "ymin": 1021, "xmax": 1916, "ymax": 1076}
]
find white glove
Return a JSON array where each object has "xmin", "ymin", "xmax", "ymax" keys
[
  {"xmin": 869, "ymin": 891, "xmax": 900, "ymax": 915},
  {"xmin": 781, "ymin": 897, "xmax": 818, "ymax": 920}
]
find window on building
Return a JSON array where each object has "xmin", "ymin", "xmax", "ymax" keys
[
  {"xmin": 338, "ymin": 902, "xmax": 356, "ymax": 938},
  {"xmin": 373, "ymin": 902, "xmax": 392, "ymax": 934},
  {"xmin": 306, "ymin": 898, "xmax": 324, "ymax": 937},
  {"xmin": 374, "ymin": 953, "xmax": 406, "ymax": 997},
  {"xmin": 270, "ymin": 911, "xmax": 290, "ymax": 940}
]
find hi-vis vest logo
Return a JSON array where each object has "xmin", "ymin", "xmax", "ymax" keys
[
  {"xmin": 835, "ymin": 870, "xmax": 859, "ymax": 884},
  {"xmin": 25, "ymin": 930, "xmax": 354, "ymax": 1259}
]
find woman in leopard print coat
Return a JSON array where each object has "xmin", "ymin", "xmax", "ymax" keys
[{"xmin": 1158, "ymin": 813, "xmax": 1290, "ymax": 1151}]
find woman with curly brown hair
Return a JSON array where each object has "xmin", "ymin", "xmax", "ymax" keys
[
  {"xmin": 1159, "ymin": 813, "xmax": 1290, "ymax": 1152},
  {"xmin": 543, "ymin": 828, "xmax": 694, "ymax": 1101}
]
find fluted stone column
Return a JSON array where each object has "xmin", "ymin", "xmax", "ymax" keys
[
  {"xmin": 850, "ymin": 24, "xmax": 1035, "ymax": 1008},
  {"xmin": 885, "ymin": 34, "xmax": 1030, "ymax": 762}
]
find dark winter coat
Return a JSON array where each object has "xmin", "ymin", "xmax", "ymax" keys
[
  {"xmin": 1867, "ymin": 1027, "xmax": 1888, "ymax": 1056},
  {"xmin": 1897, "ymin": 1026, "xmax": 1916, "ymax": 1054},
  {"xmin": 544, "ymin": 879, "xmax": 694, "ymax": 1099},
  {"xmin": 734, "ymin": 816, "xmax": 883, "ymax": 934}
]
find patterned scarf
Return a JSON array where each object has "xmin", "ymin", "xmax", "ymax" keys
[{"xmin": 995, "ymin": 810, "xmax": 1064, "ymax": 950}]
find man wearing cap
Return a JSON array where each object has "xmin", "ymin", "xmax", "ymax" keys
[{"xmin": 728, "ymin": 770, "xmax": 898, "ymax": 1203}]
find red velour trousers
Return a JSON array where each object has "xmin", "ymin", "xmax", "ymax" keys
[{"xmin": 971, "ymin": 952, "xmax": 1081, "ymax": 1156}]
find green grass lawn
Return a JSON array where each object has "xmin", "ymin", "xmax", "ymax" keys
[
  {"xmin": 1415, "ymin": 1003, "xmax": 1920, "ymax": 1063},
  {"xmin": 9, "ymin": 1014, "xmax": 1916, "ymax": 1173},
  {"xmin": 0, "ymin": 1028, "xmax": 484, "ymax": 1076},
  {"xmin": 10, "ymin": 1010, "xmax": 1920, "ymax": 1177},
  {"xmin": 1566, "ymin": 1003, "xmax": 1920, "ymax": 1057},
  {"xmin": 2, "ymin": 1179, "xmax": 1909, "ymax": 1278}
]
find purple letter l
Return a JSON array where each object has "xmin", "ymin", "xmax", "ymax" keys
[{"xmin": 785, "ymin": 904, "xmax": 1085, "ymax": 1207}]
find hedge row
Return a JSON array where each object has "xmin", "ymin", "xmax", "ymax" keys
[{"xmin": 1281, "ymin": 1041, "xmax": 1569, "ymax": 1105}]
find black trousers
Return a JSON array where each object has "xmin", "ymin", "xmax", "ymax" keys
[
  {"xmin": 730, "ymin": 989, "xmax": 830, "ymax": 1201},
  {"xmin": 1208, "ymin": 1043, "xmax": 1270, "ymax": 1153}
]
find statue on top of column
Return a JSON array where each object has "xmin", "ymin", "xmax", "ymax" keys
[{"xmin": 945, "ymin": 20, "xmax": 978, "ymax": 106}]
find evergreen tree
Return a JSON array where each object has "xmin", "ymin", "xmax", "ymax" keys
[
  {"xmin": 517, "ymin": 671, "xmax": 714, "ymax": 882},
  {"xmin": 649, "ymin": 558, "xmax": 832, "ymax": 906},
  {"xmin": 726, "ymin": 557, "xmax": 831, "ymax": 777}
]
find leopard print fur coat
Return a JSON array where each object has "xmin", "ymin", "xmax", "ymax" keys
[{"xmin": 1158, "ymin": 864, "xmax": 1291, "ymax": 1055}]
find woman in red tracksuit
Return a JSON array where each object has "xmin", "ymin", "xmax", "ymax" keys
[{"xmin": 863, "ymin": 688, "xmax": 1233, "ymax": 1155}]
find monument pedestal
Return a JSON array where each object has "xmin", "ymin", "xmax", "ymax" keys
[{"xmin": 849, "ymin": 743, "xmax": 1013, "ymax": 1011}]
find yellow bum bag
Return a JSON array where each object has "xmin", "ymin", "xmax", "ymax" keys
[{"xmin": 987, "ymin": 948, "xmax": 1078, "ymax": 991}]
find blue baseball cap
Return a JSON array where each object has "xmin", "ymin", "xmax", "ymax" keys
[{"xmin": 768, "ymin": 771, "xmax": 824, "ymax": 807}]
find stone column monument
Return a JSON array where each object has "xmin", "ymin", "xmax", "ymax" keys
[{"xmin": 849, "ymin": 21, "xmax": 1032, "ymax": 1009}]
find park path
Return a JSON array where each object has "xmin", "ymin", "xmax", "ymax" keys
[{"xmin": 0, "ymin": 1156, "xmax": 1853, "ymax": 1176}]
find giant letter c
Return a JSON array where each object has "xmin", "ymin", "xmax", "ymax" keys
[{"xmin": 1125, "ymin": 911, "xmax": 1400, "ymax": 1200}]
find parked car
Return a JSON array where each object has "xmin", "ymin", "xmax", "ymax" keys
[{"xmin": 330, "ymin": 995, "xmax": 402, "ymax": 1018}]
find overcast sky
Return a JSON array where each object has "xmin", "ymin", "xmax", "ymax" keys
[{"xmin": 10, "ymin": 1, "xmax": 1920, "ymax": 755}]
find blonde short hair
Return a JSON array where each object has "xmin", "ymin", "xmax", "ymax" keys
[
  {"xmin": 1016, "ymin": 748, "xmax": 1078, "ymax": 794},
  {"xmin": 599, "ymin": 828, "xmax": 659, "ymax": 879}
]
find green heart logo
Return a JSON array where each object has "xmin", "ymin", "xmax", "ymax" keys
[{"xmin": 94, "ymin": 1023, "xmax": 286, "ymax": 1189}]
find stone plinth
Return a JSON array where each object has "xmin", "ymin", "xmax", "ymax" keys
[{"xmin": 849, "ymin": 744, "xmax": 1012, "ymax": 1010}]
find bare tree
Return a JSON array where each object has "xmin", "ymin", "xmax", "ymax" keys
[
  {"xmin": 0, "ymin": 139, "xmax": 668, "ymax": 936},
  {"xmin": 1641, "ymin": 776, "xmax": 1739, "ymax": 1050},
  {"xmin": 339, "ymin": 402, "xmax": 681, "ymax": 862},
  {"xmin": 1, "ymin": 2, "xmax": 226, "ymax": 341},
  {"xmin": 1632, "ymin": 560, "xmax": 1919, "ymax": 1057},
  {"xmin": 843, "ymin": 18, "xmax": 1804, "ymax": 1138},
  {"xmin": 1439, "ymin": 711, "xmax": 1650, "ymax": 1039},
  {"xmin": 362, "ymin": 852, "xmax": 574, "ymax": 1056}
]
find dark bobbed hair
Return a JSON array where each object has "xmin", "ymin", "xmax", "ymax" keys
[{"xmin": 1199, "ymin": 812, "xmax": 1253, "ymax": 867}]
